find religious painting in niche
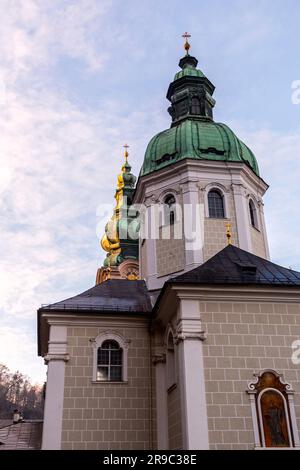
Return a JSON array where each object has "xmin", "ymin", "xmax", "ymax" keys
[
  {"xmin": 260, "ymin": 390, "xmax": 289, "ymax": 447},
  {"xmin": 247, "ymin": 369, "xmax": 298, "ymax": 448}
]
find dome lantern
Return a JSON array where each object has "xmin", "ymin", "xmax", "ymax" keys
[{"xmin": 140, "ymin": 41, "xmax": 259, "ymax": 178}]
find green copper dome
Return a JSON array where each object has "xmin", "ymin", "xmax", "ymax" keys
[
  {"xmin": 140, "ymin": 53, "xmax": 260, "ymax": 177},
  {"xmin": 141, "ymin": 119, "xmax": 259, "ymax": 176},
  {"xmin": 174, "ymin": 66, "xmax": 205, "ymax": 80}
]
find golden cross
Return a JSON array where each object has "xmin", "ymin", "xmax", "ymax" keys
[
  {"xmin": 123, "ymin": 144, "xmax": 129, "ymax": 162},
  {"xmin": 225, "ymin": 222, "xmax": 232, "ymax": 245},
  {"xmin": 182, "ymin": 32, "xmax": 191, "ymax": 55}
]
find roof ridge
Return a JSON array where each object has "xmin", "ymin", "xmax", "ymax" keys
[{"xmin": 169, "ymin": 245, "xmax": 300, "ymax": 286}]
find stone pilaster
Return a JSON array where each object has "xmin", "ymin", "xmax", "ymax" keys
[
  {"xmin": 175, "ymin": 299, "xmax": 209, "ymax": 449},
  {"xmin": 42, "ymin": 325, "xmax": 69, "ymax": 450},
  {"xmin": 231, "ymin": 182, "xmax": 252, "ymax": 252},
  {"xmin": 152, "ymin": 352, "xmax": 168, "ymax": 449}
]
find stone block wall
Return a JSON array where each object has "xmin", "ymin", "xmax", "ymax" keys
[
  {"xmin": 156, "ymin": 222, "xmax": 185, "ymax": 277},
  {"xmin": 61, "ymin": 321, "xmax": 155, "ymax": 450},
  {"xmin": 203, "ymin": 190, "xmax": 238, "ymax": 262},
  {"xmin": 250, "ymin": 226, "xmax": 267, "ymax": 259},
  {"xmin": 201, "ymin": 300, "xmax": 300, "ymax": 449}
]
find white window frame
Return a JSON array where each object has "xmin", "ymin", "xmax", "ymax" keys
[
  {"xmin": 203, "ymin": 183, "xmax": 229, "ymax": 219},
  {"xmin": 163, "ymin": 193, "xmax": 177, "ymax": 226},
  {"xmin": 91, "ymin": 331, "xmax": 129, "ymax": 383},
  {"xmin": 248, "ymin": 197, "xmax": 260, "ymax": 230}
]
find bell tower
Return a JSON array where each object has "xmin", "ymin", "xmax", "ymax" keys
[
  {"xmin": 134, "ymin": 36, "xmax": 270, "ymax": 290},
  {"xmin": 96, "ymin": 146, "xmax": 139, "ymax": 283},
  {"xmin": 167, "ymin": 33, "xmax": 215, "ymax": 124}
]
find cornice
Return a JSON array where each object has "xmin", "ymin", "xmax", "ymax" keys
[
  {"xmin": 41, "ymin": 312, "xmax": 150, "ymax": 328},
  {"xmin": 171, "ymin": 284, "xmax": 300, "ymax": 303},
  {"xmin": 134, "ymin": 159, "xmax": 268, "ymax": 203}
]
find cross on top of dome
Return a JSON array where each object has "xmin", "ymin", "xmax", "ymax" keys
[{"xmin": 182, "ymin": 32, "xmax": 191, "ymax": 55}]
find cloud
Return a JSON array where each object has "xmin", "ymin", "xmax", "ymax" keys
[
  {"xmin": 0, "ymin": 326, "xmax": 45, "ymax": 384},
  {"xmin": 0, "ymin": 0, "xmax": 111, "ymax": 84},
  {"xmin": 0, "ymin": 0, "xmax": 299, "ymax": 384},
  {"xmin": 0, "ymin": 1, "xmax": 143, "ymax": 382},
  {"xmin": 229, "ymin": 122, "xmax": 300, "ymax": 269},
  {"xmin": 0, "ymin": 1, "xmax": 170, "ymax": 384}
]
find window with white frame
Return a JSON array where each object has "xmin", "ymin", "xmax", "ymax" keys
[
  {"xmin": 247, "ymin": 369, "xmax": 300, "ymax": 448},
  {"xmin": 164, "ymin": 194, "xmax": 176, "ymax": 225},
  {"xmin": 208, "ymin": 189, "xmax": 225, "ymax": 218},
  {"xmin": 249, "ymin": 199, "xmax": 259, "ymax": 229},
  {"xmin": 92, "ymin": 332, "xmax": 129, "ymax": 382},
  {"xmin": 97, "ymin": 340, "xmax": 122, "ymax": 382}
]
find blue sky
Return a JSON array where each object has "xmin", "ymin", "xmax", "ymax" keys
[{"xmin": 1, "ymin": 0, "xmax": 300, "ymax": 383}]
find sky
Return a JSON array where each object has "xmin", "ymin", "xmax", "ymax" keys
[{"xmin": 0, "ymin": 0, "xmax": 300, "ymax": 384}]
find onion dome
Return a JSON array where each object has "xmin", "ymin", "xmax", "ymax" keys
[
  {"xmin": 140, "ymin": 37, "xmax": 259, "ymax": 177},
  {"xmin": 100, "ymin": 146, "xmax": 138, "ymax": 269}
]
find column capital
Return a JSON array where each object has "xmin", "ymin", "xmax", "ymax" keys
[
  {"xmin": 152, "ymin": 353, "xmax": 166, "ymax": 365},
  {"xmin": 175, "ymin": 318, "xmax": 207, "ymax": 343},
  {"xmin": 144, "ymin": 194, "xmax": 159, "ymax": 207},
  {"xmin": 180, "ymin": 180, "xmax": 199, "ymax": 194},
  {"xmin": 44, "ymin": 353, "xmax": 70, "ymax": 365},
  {"xmin": 175, "ymin": 331, "xmax": 207, "ymax": 343},
  {"xmin": 231, "ymin": 182, "xmax": 247, "ymax": 196}
]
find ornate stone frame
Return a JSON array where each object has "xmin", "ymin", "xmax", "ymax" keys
[
  {"xmin": 91, "ymin": 331, "xmax": 130, "ymax": 383},
  {"xmin": 247, "ymin": 369, "xmax": 300, "ymax": 448},
  {"xmin": 203, "ymin": 182, "xmax": 229, "ymax": 219},
  {"xmin": 247, "ymin": 195, "xmax": 260, "ymax": 231},
  {"xmin": 158, "ymin": 190, "xmax": 179, "ymax": 227},
  {"xmin": 164, "ymin": 325, "xmax": 177, "ymax": 390}
]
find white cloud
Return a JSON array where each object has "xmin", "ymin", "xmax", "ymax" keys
[
  {"xmin": 229, "ymin": 123, "xmax": 300, "ymax": 269},
  {"xmin": 0, "ymin": 326, "xmax": 46, "ymax": 384},
  {"xmin": 0, "ymin": 85, "xmax": 163, "ymax": 317},
  {"xmin": 0, "ymin": 0, "xmax": 111, "ymax": 84},
  {"xmin": 0, "ymin": 0, "xmax": 167, "ymax": 383},
  {"xmin": 0, "ymin": 0, "xmax": 298, "ymax": 385}
]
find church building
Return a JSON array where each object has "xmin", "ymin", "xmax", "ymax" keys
[{"xmin": 38, "ymin": 36, "xmax": 300, "ymax": 450}]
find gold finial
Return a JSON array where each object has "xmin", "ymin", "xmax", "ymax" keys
[
  {"xmin": 123, "ymin": 143, "xmax": 129, "ymax": 163},
  {"xmin": 182, "ymin": 32, "xmax": 191, "ymax": 55},
  {"xmin": 225, "ymin": 222, "xmax": 232, "ymax": 245}
]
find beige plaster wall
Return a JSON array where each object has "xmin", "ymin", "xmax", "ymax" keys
[
  {"xmin": 250, "ymin": 226, "xmax": 267, "ymax": 259},
  {"xmin": 200, "ymin": 300, "xmax": 300, "ymax": 449},
  {"xmin": 61, "ymin": 322, "xmax": 155, "ymax": 450}
]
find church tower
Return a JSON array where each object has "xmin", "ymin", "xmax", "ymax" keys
[
  {"xmin": 134, "ymin": 36, "xmax": 269, "ymax": 290},
  {"xmin": 38, "ymin": 37, "xmax": 300, "ymax": 452},
  {"xmin": 96, "ymin": 146, "xmax": 139, "ymax": 284}
]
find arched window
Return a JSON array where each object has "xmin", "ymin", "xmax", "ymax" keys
[
  {"xmin": 208, "ymin": 190, "xmax": 225, "ymax": 218},
  {"xmin": 247, "ymin": 370, "xmax": 300, "ymax": 448},
  {"xmin": 164, "ymin": 194, "xmax": 176, "ymax": 225},
  {"xmin": 166, "ymin": 332, "xmax": 176, "ymax": 389},
  {"xmin": 249, "ymin": 200, "xmax": 258, "ymax": 229},
  {"xmin": 191, "ymin": 96, "xmax": 201, "ymax": 115},
  {"xmin": 97, "ymin": 340, "xmax": 123, "ymax": 382}
]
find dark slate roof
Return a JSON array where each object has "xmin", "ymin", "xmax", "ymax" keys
[
  {"xmin": 39, "ymin": 279, "xmax": 152, "ymax": 314},
  {"xmin": 0, "ymin": 421, "xmax": 43, "ymax": 450},
  {"xmin": 0, "ymin": 420, "xmax": 11, "ymax": 430},
  {"xmin": 170, "ymin": 245, "xmax": 300, "ymax": 286}
]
